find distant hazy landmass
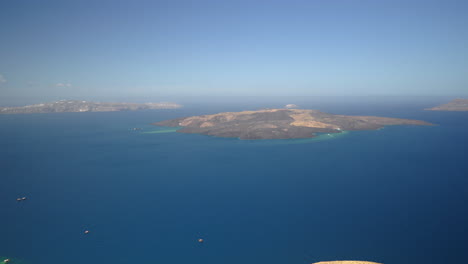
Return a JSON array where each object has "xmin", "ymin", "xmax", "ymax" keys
[
  {"xmin": 0, "ymin": 100, "xmax": 182, "ymax": 114},
  {"xmin": 153, "ymin": 109, "xmax": 433, "ymax": 139},
  {"xmin": 425, "ymin": 99, "xmax": 468, "ymax": 111}
]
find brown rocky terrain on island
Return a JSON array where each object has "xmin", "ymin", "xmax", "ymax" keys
[
  {"xmin": 153, "ymin": 109, "xmax": 433, "ymax": 140},
  {"xmin": 312, "ymin": 261, "xmax": 382, "ymax": 264},
  {"xmin": 425, "ymin": 98, "xmax": 468, "ymax": 111},
  {"xmin": 0, "ymin": 100, "xmax": 182, "ymax": 114}
]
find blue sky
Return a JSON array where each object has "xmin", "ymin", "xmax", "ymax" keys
[{"xmin": 0, "ymin": 0, "xmax": 467, "ymax": 97}]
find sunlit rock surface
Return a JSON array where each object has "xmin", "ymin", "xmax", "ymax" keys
[{"xmin": 312, "ymin": 261, "xmax": 382, "ymax": 264}]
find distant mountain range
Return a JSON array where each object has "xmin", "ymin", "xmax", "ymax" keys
[{"xmin": 0, "ymin": 100, "xmax": 182, "ymax": 114}]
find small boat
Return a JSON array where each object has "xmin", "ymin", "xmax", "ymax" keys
[
  {"xmin": 198, "ymin": 238, "xmax": 204, "ymax": 243},
  {"xmin": 4, "ymin": 259, "xmax": 10, "ymax": 263},
  {"xmin": 16, "ymin": 197, "xmax": 26, "ymax": 202},
  {"xmin": 84, "ymin": 230, "xmax": 90, "ymax": 234}
]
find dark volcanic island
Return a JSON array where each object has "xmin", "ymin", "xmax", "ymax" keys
[
  {"xmin": 153, "ymin": 109, "xmax": 433, "ymax": 140},
  {"xmin": 0, "ymin": 100, "xmax": 182, "ymax": 114},
  {"xmin": 425, "ymin": 98, "xmax": 468, "ymax": 111}
]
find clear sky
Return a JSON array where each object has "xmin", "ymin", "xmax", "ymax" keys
[{"xmin": 0, "ymin": 0, "xmax": 467, "ymax": 97}]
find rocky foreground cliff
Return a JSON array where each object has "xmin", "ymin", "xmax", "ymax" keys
[
  {"xmin": 425, "ymin": 98, "xmax": 468, "ymax": 111},
  {"xmin": 312, "ymin": 261, "xmax": 382, "ymax": 264},
  {"xmin": 0, "ymin": 100, "xmax": 182, "ymax": 114},
  {"xmin": 153, "ymin": 109, "xmax": 433, "ymax": 139}
]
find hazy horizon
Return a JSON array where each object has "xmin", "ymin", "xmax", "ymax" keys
[
  {"xmin": 0, "ymin": 94, "xmax": 460, "ymax": 109},
  {"xmin": 1, "ymin": 0, "xmax": 467, "ymax": 98}
]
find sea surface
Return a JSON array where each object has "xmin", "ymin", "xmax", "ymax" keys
[{"xmin": 1, "ymin": 97, "xmax": 468, "ymax": 264}]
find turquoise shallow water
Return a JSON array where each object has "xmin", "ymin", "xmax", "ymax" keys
[
  {"xmin": 142, "ymin": 127, "xmax": 349, "ymax": 144},
  {"xmin": 1, "ymin": 98, "xmax": 468, "ymax": 264},
  {"xmin": 141, "ymin": 127, "xmax": 180, "ymax": 134}
]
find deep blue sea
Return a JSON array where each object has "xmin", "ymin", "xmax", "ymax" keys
[{"xmin": 1, "ymin": 97, "xmax": 468, "ymax": 264}]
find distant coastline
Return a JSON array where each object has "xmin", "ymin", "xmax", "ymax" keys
[
  {"xmin": 425, "ymin": 98, "xmax": 468, "ymax": 111},
  {"xmin": 0, "ymin": 100, "xmax": 182, "ymax": 114}
]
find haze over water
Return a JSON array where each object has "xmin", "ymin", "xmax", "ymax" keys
[{"xmin": 1, "ymin": 97, "xmax": 468, "ymax": 264}]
